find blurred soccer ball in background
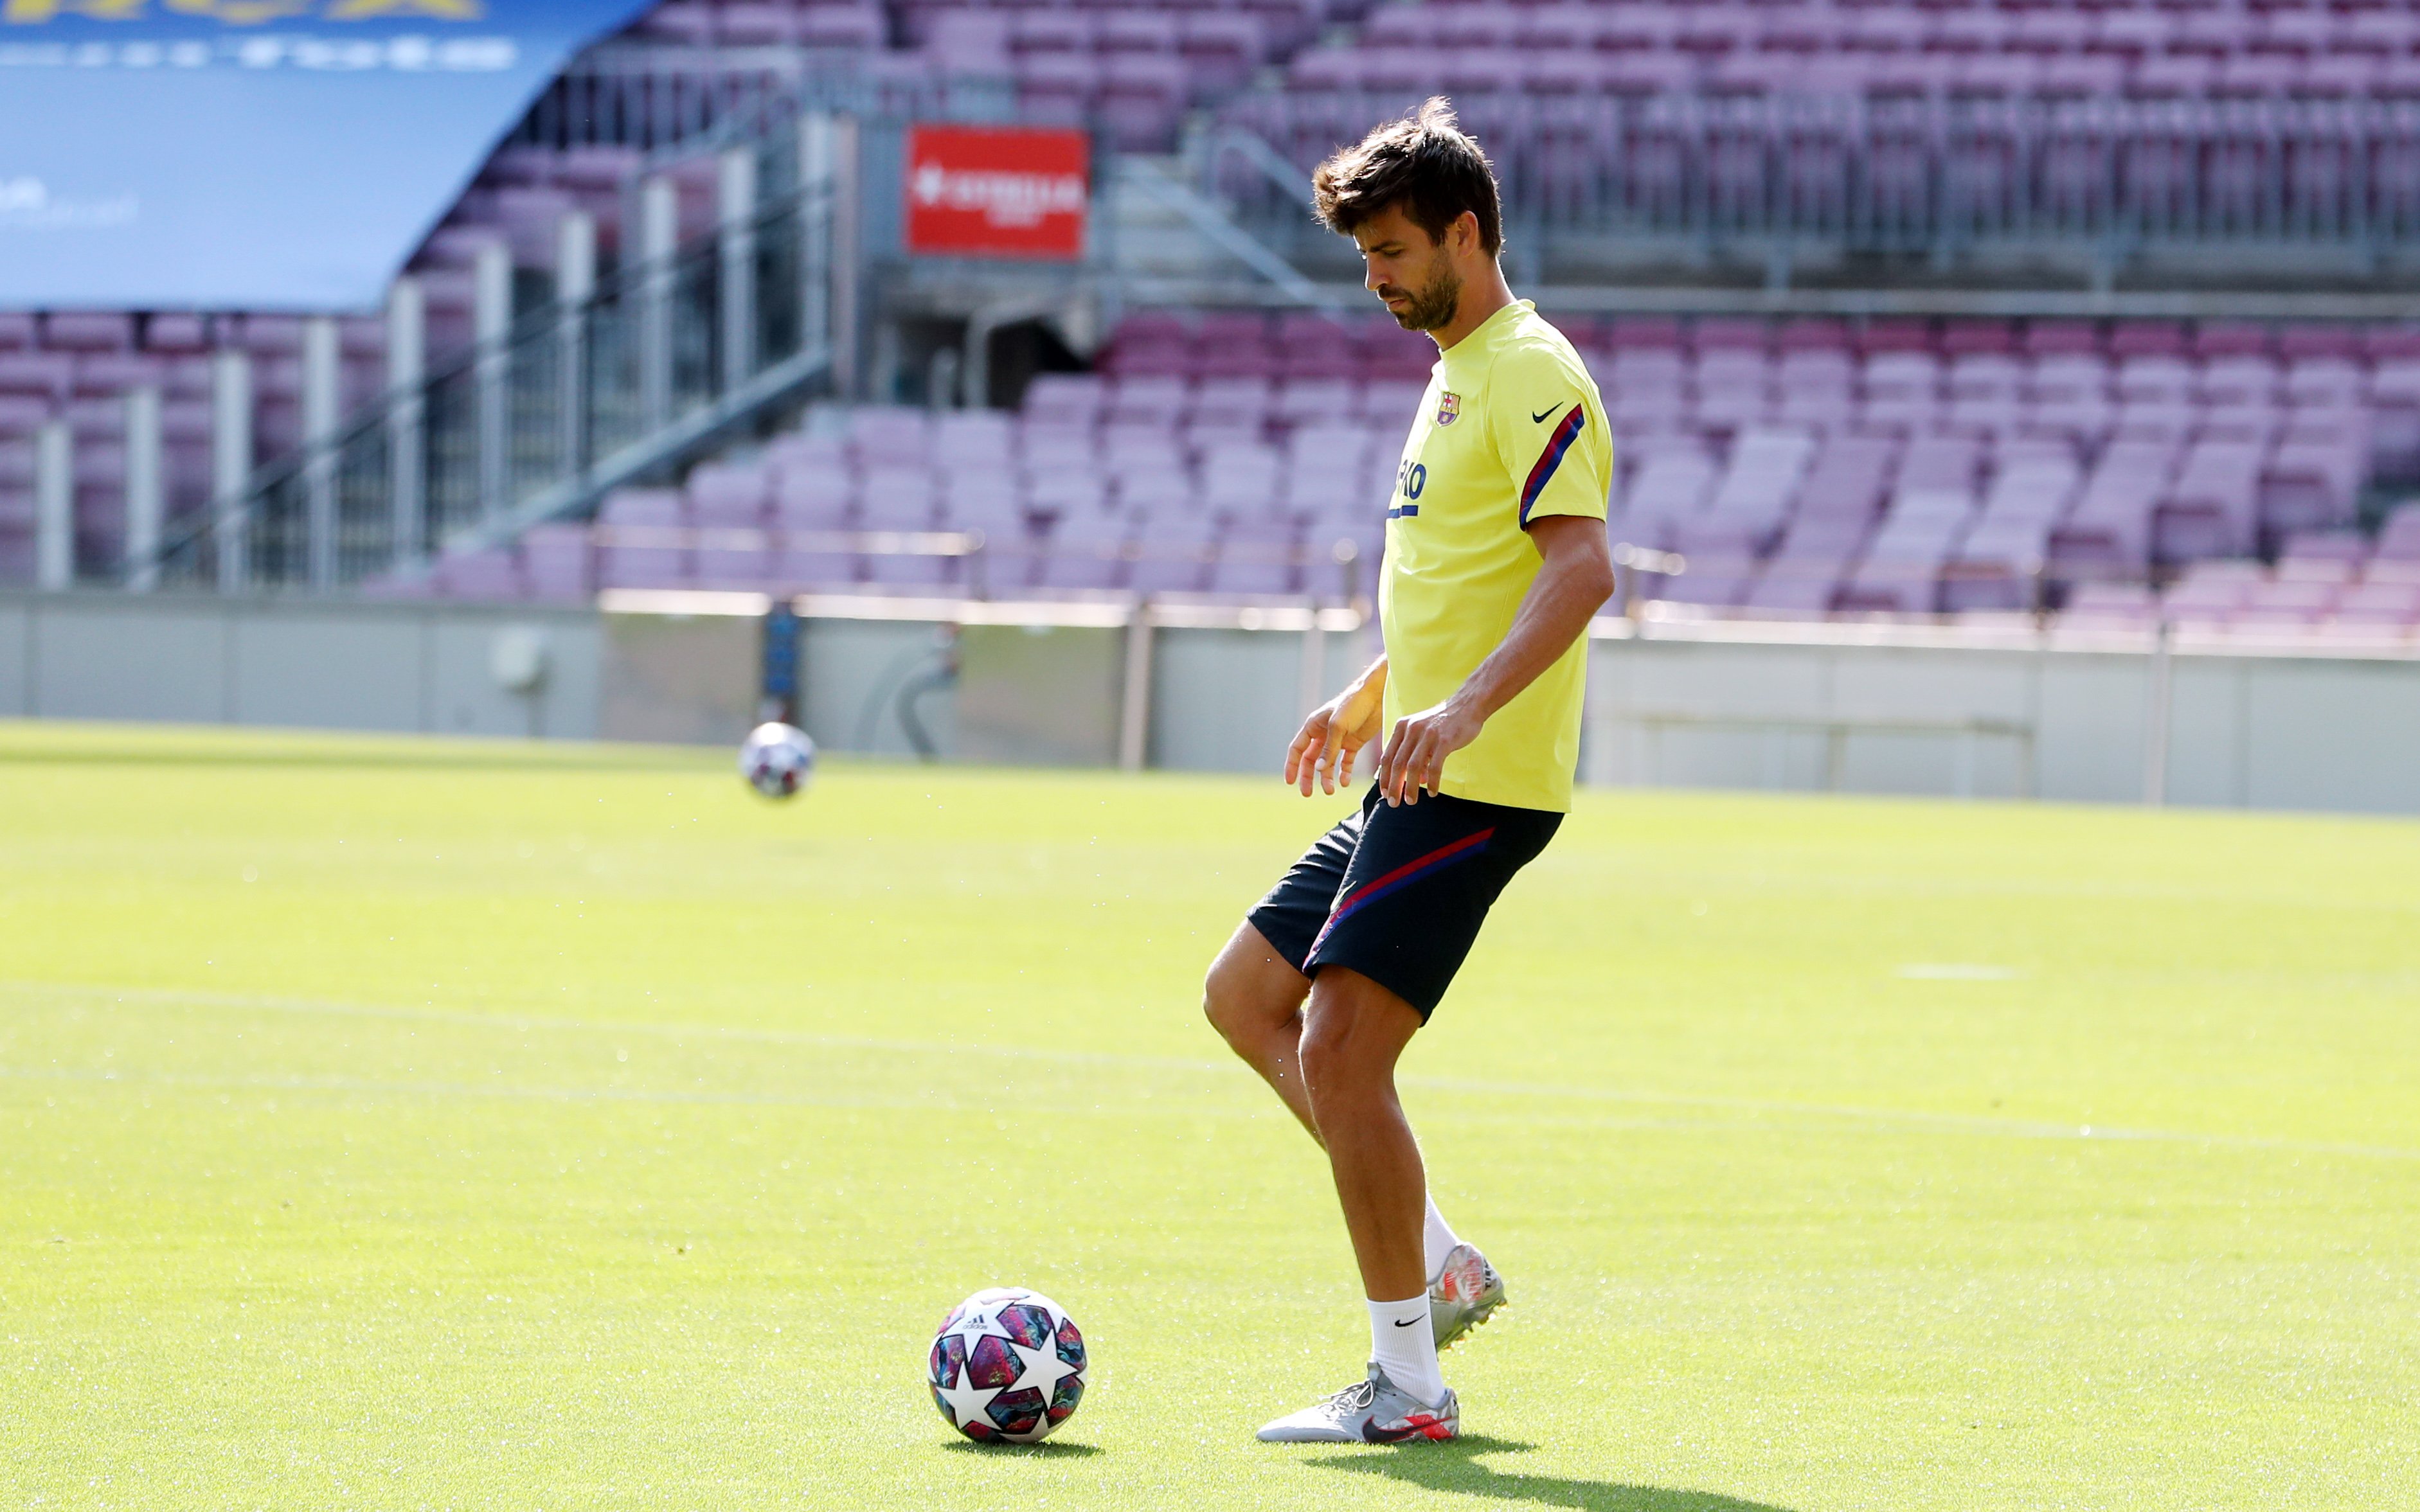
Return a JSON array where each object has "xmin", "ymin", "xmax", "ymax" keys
[
  {"xmin": 738, "ymin": 722, "xmax": 815, "ymax": 799},
  {"xmin": 928, "ymin": 1287, "xmax": 1088, "ymax": 1443}
]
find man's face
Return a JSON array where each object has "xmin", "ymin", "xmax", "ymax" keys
[{"xmin": 1352, "ymin": 204, "xmax": 1464, "ymax": 333}]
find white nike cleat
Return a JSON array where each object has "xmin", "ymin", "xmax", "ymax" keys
[
  {"xmin": 1255, "ymin": 1363, "xmax": 1460, "ymax": 1444},
  {"xmin": 1429, "ymin": 1242, "xmax": 1506, "ymax": 1351}
]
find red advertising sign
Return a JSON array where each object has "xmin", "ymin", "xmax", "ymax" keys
[{"xmin": 904, "ymin": 124, "xmax": 1091, "ymax": 261}]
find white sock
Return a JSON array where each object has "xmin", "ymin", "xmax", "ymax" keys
[
  {"xmin": 1367, "ymin": 1295, "xmax": 1448, "ymax": 1408},
  {"xmin": 1423, "ymin": 1195, "xmax": 1462, "ymax": 1283}
]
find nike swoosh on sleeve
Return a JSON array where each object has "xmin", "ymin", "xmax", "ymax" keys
[
  {"xmin": 1530, "ymin": 406, "xmax": 1561, "ymax": 423},
  {"xmin": 1519, "ymin": 407, "xmax": 1589, "ymax": 526}
]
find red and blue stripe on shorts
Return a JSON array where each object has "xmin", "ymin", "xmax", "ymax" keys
[{"xmin": 1305, "ymin": 826, "xmax": 1497, "ymax": 964}]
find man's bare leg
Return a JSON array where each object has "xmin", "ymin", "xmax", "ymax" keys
[
  {"xmin": 1203, "ymin": 921, "xmax": 1320, "ymax": 1141},
  {"xmin": 1207, "ymin": 923, "xmax": 1493, "ymax": 1371},
  {"xmin": 1298, "ymin": 965, "xmax": 1428, "ymax": 1304}
]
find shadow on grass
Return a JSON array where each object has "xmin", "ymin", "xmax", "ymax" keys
[
  {"xmin": 941, "ymin": 1438, "xmax": 1104, "ymax": 1459},
  {"xmin": 1305, "ymin": 1436, "xmax": 1795, "ymax": 1511}
]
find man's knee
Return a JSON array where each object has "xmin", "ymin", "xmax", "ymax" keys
[
  {"xmin": 1203, "ymin": 926, "xmax": 1307, "ymax": 1049},
  {"xmin": 1202, "ymin": 956, "xmax": 1255, "ymax": 1045},
  {"xmin": 1300, "ymin": 970, "xmax": 1419, "ymax": 1106},
  {"xmin": 1297, "ymin": 1012, "xmax": 1350, "ymax": 1100},
  {"xmin": 1203, "ymin": 954, "xmax": 1286, "ymax": 1052}
]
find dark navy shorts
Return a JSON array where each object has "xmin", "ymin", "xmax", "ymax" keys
[{"xmin": 1245, "ymin": 784, "xmax": 1562, "ymax": 1021}]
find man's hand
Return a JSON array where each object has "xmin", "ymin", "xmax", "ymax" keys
[
  {"xmin": 1374, "ymin": 695, "xmax": 1485, "ymax": 806},
  {"xmin": 1368, "ymin": 515, "xmax": 1615, "ymax": 807},
  {"xmin": 1284, "ymin": 661, "xmax": 1386, "ymax": 796}
]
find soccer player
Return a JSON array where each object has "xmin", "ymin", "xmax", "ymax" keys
[{"xmin": 1203, "ymin": 99, "xmax": 1617, "ymax": 1445}]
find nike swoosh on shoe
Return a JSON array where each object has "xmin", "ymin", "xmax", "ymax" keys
[{"xmin": 1363, "ymin": 1412, "xmax": 1454, "ymax": 1444}]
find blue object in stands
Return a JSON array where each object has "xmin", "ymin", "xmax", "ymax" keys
[{"xmin": 0, "ymin": 0, "xmax": 656, "ymax": 312}]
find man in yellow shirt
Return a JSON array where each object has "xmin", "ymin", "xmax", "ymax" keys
[{"xmin": 1201, "ymin": 98, "xmax": 1617, "ymax": 1443}]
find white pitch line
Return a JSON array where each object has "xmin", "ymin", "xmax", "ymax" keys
[{"xmin": 6, "ymin": 979, "xmax": 2416, "ymax": 1162}]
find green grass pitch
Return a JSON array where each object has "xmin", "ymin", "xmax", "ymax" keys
[{"xmin": 4, "ymin": 720, "xmax": 2416, "ymax": 1511}]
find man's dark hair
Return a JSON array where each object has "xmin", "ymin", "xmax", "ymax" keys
[{"xmin": 1311, "ymin": 97, "xmax": 1503, "ymax": 256}]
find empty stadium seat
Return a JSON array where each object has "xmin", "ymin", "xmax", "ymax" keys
[{"xmin": 307, "ymin": 298, "xmax": 2420, "ymax": 631}]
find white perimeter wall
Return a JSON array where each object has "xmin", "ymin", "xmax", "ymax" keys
[
  {"xmin": 1586, "ymin": 625, "xmax": 2420, "ymax": 815},
  {"xmin": 5, "ymin": 592, "xmax": 2418, "ymax": 816},
  {"xmin": 0, "ymin": 594, "xmax": 604, "ymax": 740}
]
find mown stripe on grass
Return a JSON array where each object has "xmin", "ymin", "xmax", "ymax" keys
[
  {"xmin": 10, "ymin": 979, "xmax": 2417, "ymax": 1163},
  {"xmin": 0, "ymin": 1066, "xmax": 1734, "ymax": 1141}
]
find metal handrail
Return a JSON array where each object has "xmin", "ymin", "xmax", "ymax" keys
[
  {"xmin": 144, "ymin": 188, "xmax": 827, "ymax": 587},
  {"xmin": 139, "ymin": 110, "xmax": 846, "ymax": 596},
  {"xmin": 517, "ymin": 44, "xmax": 1015, "ymax": 154}
]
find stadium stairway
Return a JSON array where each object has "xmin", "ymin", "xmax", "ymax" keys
[{"xmin": 0, "ymin": 0, "xmax": 958, "ymax": 595}]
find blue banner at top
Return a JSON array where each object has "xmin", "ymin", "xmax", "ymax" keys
[{"xmin": 0, "ymin": 0, "xmax": 658, "ymax": 311}]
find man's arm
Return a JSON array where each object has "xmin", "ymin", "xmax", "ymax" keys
[
  {"xmin": 1284, "ymin": 654, "xmax": 1388, "ymax": 796},
  {"xmin": 1373, "ymin": 515, "xmax": 1614, "ymax": 806}
]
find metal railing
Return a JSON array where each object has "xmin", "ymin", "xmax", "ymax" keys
[
  {"xmin": 147, "ymin": 120, "xmax": 845, "ymax": 594},
  {"xmin": 514, "ymin": 43, "xmax": 1015, "ymax": 154},
  {"xmin": 1212, "ymin": 91, "xmax": 2420, "ymax": 269},
  {"xmin": 589, "ymin": 524, "xmax": 1372, "ymax": 604}
]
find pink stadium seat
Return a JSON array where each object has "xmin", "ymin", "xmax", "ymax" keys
[
  {"xmin": 2063, "ymin": 582, "xmax": 2158, "ymax": 627},
  {"xmin": 433, "ymin": 547, "xmax": 522, "ymax": 602},
  {"xmin": 772, "ymin": 450, "xmax": 855, "ymax": 530},
  {"xmin": 1035, "ymin": 508, "xmax": 1133, "ymax": 592},
  {"xmin": 935, "ymin": 409, "xmax": 1016, "ymax": 474},
  {"xmin": 861, "ymin": 463, "xmax": 938, "ymax": 528},
  {"xmin": 1210, "ymin": 514, "xmax": 1302, "ymax": 596},
  {"xmin": 850, "ymin": 406, "xmax": 933, "ymax": 466},
  {"xmin": 1016, "ymin": 53, "xmax": 1097, "ymax": 128},
  {"xmin": 941, "ymin": 473, "xmax": 1029, "ymax": 535},
  {"xmin": 798, "ymin": 3, "xmax": 883, "ymax": 50},
  {"xmin": 522, "ymin": 523, "xmax": 592, "ymax": 603},
  {"xmin": 1127, "ymin": 509, "xmax": 1216, "ymax": 596},
  {"xmin": 2160, "ymin": 561, "xmax": 2261, "ymax": 627},
  {"xmin": 1098, "ymin": 54, "xmax": 1189, "ymax": 150},
  {"xmin": 596, "ymin": 487, "xmax": 689, "ymax": 591},
  {"xmin": 1181, "ymin": 13, "xmax": 1267, "ymax": 97},
  {"xmin": 43, "ymin": 312, "xmax": 134, "ymax": 353},
  {"xmin": 1020, "ymin": 376, "xmax": 1104, "ymax": 431},
  {"xmin": 1106, "ymin": 375, "xmax": 1190, "ymax": 432},
  {"xmin": 2158, "ymin": 440, "xmax": 2265, "ymax": 560},
  {"xmin": 1013, "ymin": 9, "xmax": 1093, "ymax": 57},
  {"xmin": 0, "ymin": 353, "xmax": 74, "ymax": 404},
  {"xmin": 1028, "ymin": 466, "xmax": 1109, "ymax": 522},
  {"xmin": 688, "ymin": 461, "xmax": 769, "ymax": 526},
  {"xmin": 2331, "ymin": 580, "xmax": 2420, "ymax": 628},
  {"xmin": 0, "ymin": 396, "xmax": 52, "ymax": 438}
]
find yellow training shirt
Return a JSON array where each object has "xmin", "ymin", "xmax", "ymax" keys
[{"xmin": 1379, "ymin": 299, "xmax": 1611, "ymax": 814}]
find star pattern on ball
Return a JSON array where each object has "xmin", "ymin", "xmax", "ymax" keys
[
  {"xmin": 929, "ymin": 1290, "xmax": 1087, "ymax": 1443},
  {"xmin": 935, "ymin": 1307, "xmax": 1013, "ymax": 1427},
  {"xmin": 931, "ymin": 1349, "xmax": 1002, "ymax": 1432},
  {"xmin": 1009, "ymin": 1336, "xmax": 1080, "ymax": 1398}
]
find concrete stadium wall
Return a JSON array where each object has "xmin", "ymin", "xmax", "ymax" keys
[
  {"xmin": 6, "ymin": 591, "xmax": 2418, "ymax": 816},
  {"xmin": 0, "ymin": 592, "xmax": 604, "ymax": 739},
  {"xmin": 1586, "ymin": 623, "xmax": 2420, "ymax": 816}
]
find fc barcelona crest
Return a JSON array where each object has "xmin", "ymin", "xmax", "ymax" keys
[{"xmin": 1436, "ymin": 391, "xmax": 1461, "ymax": 425}]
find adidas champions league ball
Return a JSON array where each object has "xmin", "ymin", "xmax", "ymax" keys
[
  {"xmin": 928, "ymin": 1288, "xmax": 1088, "ymax": 1443},
  {"xmin": 737, "ymin": 722, "xmax": 815, "ymax": 799}
]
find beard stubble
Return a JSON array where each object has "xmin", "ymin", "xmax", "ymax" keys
[{"xmin": 1382, "ymin": 262, "xmax": 1463, "ymax": 332}]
